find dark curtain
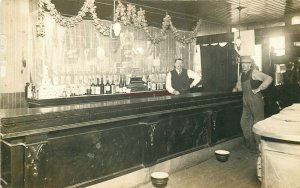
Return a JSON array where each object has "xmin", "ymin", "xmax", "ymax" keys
[{"xmin": 200, "ymin": 43, "xmax": 237, "ymax": 92}]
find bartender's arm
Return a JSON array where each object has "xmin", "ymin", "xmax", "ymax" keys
[
  {"xmin": 166, "ymin": 70, "xmax": 201, "ymax": 95},
  {"xmin": 187, "ymin": 70, "xmax": 201, "ymax": 88}
]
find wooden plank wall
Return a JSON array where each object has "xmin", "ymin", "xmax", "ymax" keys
[
  {"xmin": 0, "ymin": 0, "xmax": 30, "ymax": 109},
  {"xmin": 0, "ymin": 0, "xmax": 30, "ymax": 93},
  {"xmin": 0, "ymin": 92, "xmax": 28, "ymax": 109}
]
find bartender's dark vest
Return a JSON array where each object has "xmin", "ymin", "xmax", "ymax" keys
[
  {"xmin": 171, "ymin": 68, "xmax": 190, "ymax": 94},
  {"xmin": 241, "ymin": 69, "xmax": 262, "ymax": 90}
]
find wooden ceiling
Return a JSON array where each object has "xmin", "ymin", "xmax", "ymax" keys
[{"xmin": 52, "ymin": 0, "xmax": 300, "ymax": 30}]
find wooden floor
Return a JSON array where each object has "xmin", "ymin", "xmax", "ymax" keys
[{"xmin": 139, "ymin": 146, "xmax": 261, "ymax": 188}]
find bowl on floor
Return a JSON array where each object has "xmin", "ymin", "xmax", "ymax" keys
[
  {"xmin": 215, "ymin": 150, "xmax": 230, "ymax": 162},
  {"xmin": 151, "ymin": 172, "xmax": 169, "ymax": 188}
]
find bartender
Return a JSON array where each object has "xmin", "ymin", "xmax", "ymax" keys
[{"xmin": 166, "ymin": 58, "xmax": 201, "ymax": 95}]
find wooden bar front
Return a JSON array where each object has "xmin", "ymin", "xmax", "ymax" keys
[{"xmin": 1, "ymin": 92, "xmax": 242, "ymax": 188}]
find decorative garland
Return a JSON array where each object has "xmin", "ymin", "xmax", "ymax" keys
[
  {"xmin": 89, "ymin": 1, "xmax": 110, "ymax": 36},
  {"xmin": 36, "ymin": 0, "xmax": 201, "ymax": 44},
  {"xmin": 36, "ymin": 0, "xmax": 110, "ymax": 37},
  {"xmin": 36, "ymin": 0, "xmax": 92, "ymax": 37},
  {"xmin": 115, "ymin": 1, "xmax": 201, "ymax": 44},
  {"xmin": 36, "ymin": 0, "xmax": 45, "ymax": 37}
]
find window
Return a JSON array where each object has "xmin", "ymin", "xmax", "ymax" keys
[
  {"xmin": 254, "ymin": 44, "xmax": 262, "ymax": 71},
  {"xmin": 269, "ymin": 36, "xmax": 285, "ymax": 56},
  {"xmin": 291, "ymin": 16, "xmax": 300, "ymax": 25}
]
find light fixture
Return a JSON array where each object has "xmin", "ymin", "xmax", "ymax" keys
[
  {"xmin": 112, "ymin": 0, "xmax": 121, "ymax": 37},
  {"xmin": 113, "ymin": 22, "xmax": 121, "ymax": 36},
  {"xmin": 235, "ymin": 2, "xmax": 244, "ymax": 51}
]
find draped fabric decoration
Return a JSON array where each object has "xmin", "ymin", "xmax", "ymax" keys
[
  {"xmin": 30, "ymin": 12, "xmax": 196, "ymax": 88},
  {"xmin": 36, "ymin": 0, "xmax": 202, "ymax": 44}
]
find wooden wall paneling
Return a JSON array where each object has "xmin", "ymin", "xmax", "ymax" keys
[
  {"xmin": 0, "ymin": 0, "xmax": 30, "ymax": 93},
  {"xmin": 0, "ymin": 92, "xmax": 28, "ymax": 109}
]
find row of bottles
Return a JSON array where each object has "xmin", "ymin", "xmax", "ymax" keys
[
  {"xmin": 25, "ymin": 82, "xmax": 37, "ymax": 99},
  {"xmin": 146, "ymin": 76, "xmax": 166, "ymax": 91},
  {"xmin": 88, "ymin": 75, "xmax": 128, "ymax": 95},
  {"xmin": 25, "ymin": 72, "xmax": 168, "ymax": 99}
]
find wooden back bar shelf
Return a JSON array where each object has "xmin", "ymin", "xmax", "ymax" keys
[{"xmin": 1, "ymin": 92, "xmax": 243, "ymax": 188}]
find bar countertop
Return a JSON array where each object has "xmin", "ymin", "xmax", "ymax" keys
[
  {"xmin": 0, "ymin": 91, "xmax": 242, "ymax": 139},
  {"xmin": 253, "ymin": 103, "xmax": 300, "ymax": 142},
  {"xmin": 0, "ymin": 92, "xmax": 240, "ymax": 118}
]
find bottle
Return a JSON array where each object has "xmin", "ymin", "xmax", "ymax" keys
[
  {"xmin": 147, "ymin": 76, "xmax": 151, "ymax": 91},
  {"xmin": 36, "ymin": 89, "xmax": 39, "ymax": 99},
  {"xmin": 105, "ymin": 79, "xmax": 111, "ymax": 94},
  {"xmin": 32, "ymin": 85, "xmax": 36, "ymax": 99},
  {"xmin": 115, "ymin": 76, "xmax": 120, "ymax": 93},
  {"xmin": 100, "ymin": 77, "xmax": 105, "ymax": 94},
  {"xmin": 25, "ymin": 82, "xmax": 32, "ymax": 99},
  {"xmin": 119, "ymin": 76, "xmax": 124, "ymax": 93},
  {"xmin": 111, "ymin": 80, "xmax": 116, "ymax": 94},
  {"xmin": 151, "ymin": 81, "xmax": 156, "ymax": 91},
  {"xmin": 122, "ymin": 75, "xmax": 127, "ymax": 93},
  {"xmin": 90, "ymin": 82, "xmax": 96, "ymax": 95},
  {"xmin": 95, "ymin": 78, "xmax": 100, "ymax": 95}
]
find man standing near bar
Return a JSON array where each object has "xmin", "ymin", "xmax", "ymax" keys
[
  {"xmin": 166, "ymin": 58, "xmax": 201, "ymax": 95},
  {"xmin": 233, "ymin": 56, "xmax": 273, "ymax": 151}
]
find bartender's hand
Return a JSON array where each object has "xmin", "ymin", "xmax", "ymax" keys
[
  {"xmin": 190, "ymin": 84, "xmax": 194, "ymax": 88},
  {"xmin": 173, "ymin": 90, "xmax": 180, "ymax": 95},
  {"xmin": 252, "ymin": 88, "xmax": 261, "ymax": 94}
]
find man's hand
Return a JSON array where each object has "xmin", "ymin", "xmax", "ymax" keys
[
  {"xmin": 173, "ymin": 90, "xmax": 180, "ymax": 95},
  {"xmin": 190, "ymin": 84, "xmax": 194, "ymax": 88},
  {"xmin": 252, "ymin": 88, "xmax": 261, "ymax": 94}
]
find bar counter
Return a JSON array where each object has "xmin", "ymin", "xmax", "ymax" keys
[
  {"xmin": 253, "ymin": 104, "xmax": 300, "ymax": 188},
  {"xmin": 1, "ymin": 91, "xmax": 243, "ymax": 188}
]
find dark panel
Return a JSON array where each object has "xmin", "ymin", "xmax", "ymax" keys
[
  {"xmin": 211, "ymin": 105, "xmax": 243, "ymax": 144},
  {"xmin": 152, "ymin": 111, "xmax": 211, "ymax": 162},
  {"xmin": 10, "ymin": 140, "xmax": 25, "ymax": 188},
  {"xmin": 1, "ymin": 143, "xmax": 11, "ymax": 186},
  {"xmin": 41, "ymin": 124, "xmax": 143, "ymax": 187}
]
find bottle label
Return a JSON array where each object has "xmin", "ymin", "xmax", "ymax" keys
[
  {"xmin": 105, "ymin": 85, "xmax": 111, "ymax": 93},
  {"xmin": 95, "ymin": 87, "xmax": 100, "ymax": 95},
  {"xmin": 151, "ymin": 83, "xmax": 156, "ymax": 91},
  {"xmin": 147, "ymin": 81, "xmax": 151, "ymax": 91},
  {"xmin": 116, "ymin": 86, "xmax": 120, "ymax": 93}
]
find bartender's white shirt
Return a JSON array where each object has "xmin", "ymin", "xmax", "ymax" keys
[{"xmin": 166, "ymin": 69, "xmax": 201, "ymax": 94}]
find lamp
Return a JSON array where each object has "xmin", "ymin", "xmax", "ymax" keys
[
  {"xmin": 112, "ymin": 0, "xmax": 121, "ymax": 36},
  {"xmin": 113, "ymin": 22, "xmax": 121, "ymax": 36},
  {"xmin": 235, "ymin": 3, "xmax": 244, "ymax": 51}
]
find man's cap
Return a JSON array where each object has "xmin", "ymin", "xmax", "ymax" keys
[{"xmin": 240, "ymin": 56, "xmax": 253, "ymax": 63}]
